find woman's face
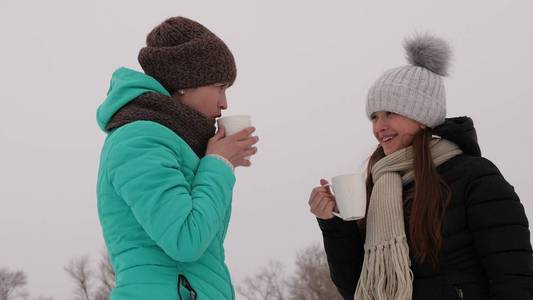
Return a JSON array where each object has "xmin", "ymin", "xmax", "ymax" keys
[
  {"xmin": 174, "ymin": 83, "xmax": 229, "ymax": 119},
  {"xmin": 371, "ymin": 111, "xmax": 424, "ymax": 155}
]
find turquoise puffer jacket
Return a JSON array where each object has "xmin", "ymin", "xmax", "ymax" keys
[{"xmin": 96, "ymin": 67, "xmax": 236, "ymax": 299}]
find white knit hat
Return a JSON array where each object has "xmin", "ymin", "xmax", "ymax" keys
[{"xmin": 366, "ymin": 34, "xmax": 451, "ymax": 128}]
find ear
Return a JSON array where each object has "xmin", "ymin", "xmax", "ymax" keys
[{"xmin": 171, "ymin": 90, "xmax": 186, "ymax": 100}]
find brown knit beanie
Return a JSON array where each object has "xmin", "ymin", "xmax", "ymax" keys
[{"xmin": 138, "ymin": 16, "xmax": 237, "ymax": 93}]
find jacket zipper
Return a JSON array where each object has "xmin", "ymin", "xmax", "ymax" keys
[
  {"xmin": 178, "ymin": 274, "xmax": 197, "ymax": 300},
  {"xmin": 455, "ymin": 286, "xmax": 464, "ymax": 300}
]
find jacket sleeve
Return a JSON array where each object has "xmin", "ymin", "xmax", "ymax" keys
[
  {"xmin": 106, "ymin": 122, "xmax": 236, "ymax": 262},
  {"xmin": 318, "ymin": 217, "xmax": 365, "ymax": 300},
  {"xmin": 465, "ymin": 157, "xmax": 533, "ymax": 300}
]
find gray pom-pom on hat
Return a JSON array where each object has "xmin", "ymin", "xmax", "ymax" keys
[
  {"xmin": 404, "ymin": 34, "xmax": 451, "ymax": 76},
  {"xmin": 366, "ymin": 33, "xmax": 452, "ymax": 128}
]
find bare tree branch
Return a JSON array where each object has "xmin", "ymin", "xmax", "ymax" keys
[
  {"xmin": 93, "ymin": 251, "xmax": 114, "ymax": 300},
  {"xmin": 99, "ymin": 251, "xmax": 115, "ymax": 292},
  {"xmin": 238, "ymin": 244, "xmax": 342, "ymax": 300},
  {"xmin": 0, "ymin": 268, "xmax": 28, "ymax": 300},
  {"xmin": 64, "ymin": 251, "xmax": 115, "ymax": 300},
  {"xmin": 64, "ymin": 256, "xmax": 92, "ymax": 300},
  {"xmin": 237, "ymin": 260, "xmax": 288, "ymax": 300},
  {"xmin": 287, "ymin": 243, "xmax": 341, "ymax": 300}
]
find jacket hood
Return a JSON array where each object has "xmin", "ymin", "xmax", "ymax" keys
[
  {"xmin": 96, "ymin": 67, "xmax": 170, "ymax": 132},
  {"xmin": 433, "ymin": 116, "xmax": 481, "ymax": 156}
]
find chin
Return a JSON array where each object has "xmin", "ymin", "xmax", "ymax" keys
[
  {"xmin": 382, "ymin": 144, "xmax": 396, "ymax": 155},
  {"xmin": 384, "ymin": 146, "xmax": 407, "ymax": 156}
]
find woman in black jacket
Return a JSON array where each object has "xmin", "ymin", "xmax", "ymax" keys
[{"xmin": 309, "ymin": 34, "xmax": 533, "ymax": 300}]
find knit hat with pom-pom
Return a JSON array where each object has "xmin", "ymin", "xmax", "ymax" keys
[{"xmin": 366, "ymin": 34, "xmax": 451, "ymax": 128}]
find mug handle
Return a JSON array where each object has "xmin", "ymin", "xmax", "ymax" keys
[{"xmin": 323, "ymin": 182, "xmax": 341, "ymax": 219}]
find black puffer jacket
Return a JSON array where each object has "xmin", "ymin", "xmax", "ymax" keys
[{"xmin": 318, "ymin": 117, "xmax": 533, "ymax": 300}]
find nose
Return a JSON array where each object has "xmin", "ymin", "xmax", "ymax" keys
[
  {"xmin": 373, "ymin": 115, "xmax": 389, "ymax": 133},
  {"xmin": 219, "ymin": 93, "xmax": 228, "ymax": 110}
]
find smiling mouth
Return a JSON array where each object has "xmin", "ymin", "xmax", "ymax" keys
[{"xmin": 381, "ymin": 135, "xmax": 396, "ymax": 143}]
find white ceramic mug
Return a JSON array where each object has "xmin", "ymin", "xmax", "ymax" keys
[{"xmin": 328, "ymin": 173, "xmax": 366, "ymax": 221}]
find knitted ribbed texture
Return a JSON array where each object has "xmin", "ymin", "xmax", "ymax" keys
[
  {"xmin": 355, "ymin": 139, "xmax": 462, "ymax": 300},
  {"xmin": 138, "ymin": 17, "xmax": 237, "ymax": 93},
  {"xmin": 106, "ymin": 92, "xmax": 216, "ymax": 158},
  {"xmin": 366, "ymin": 65, "xmax": 446, "ymax": 128}
]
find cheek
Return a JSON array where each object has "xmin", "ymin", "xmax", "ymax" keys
[
  {"xmin": 181, "ymin": 94, "xmax": 199, "ymax": 109},
  {"xmin": 211, "ymin": 95, "xmax": 221, "ymax": 109},
  {"xmin": 196, "ymin": 91, "xmax": 218, "ymax": 111},
  {"xmin": 400, "ymin": 134, "xmax": 415, "ymax": 146},
  {"xmin": 399, "ymin": 128, "xmax": 420, "ymax": 146},
  {"xmin": 208, "ymin": 91, "xmax": 220, "ymax": 102},
  {"xmin": 372, "ymin": 123, "xmax": 379, "ymax": 139}
]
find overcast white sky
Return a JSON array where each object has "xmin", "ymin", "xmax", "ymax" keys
[{"xmin": 1, "ymin": 1, "xmax": 532, "ymax": 299}]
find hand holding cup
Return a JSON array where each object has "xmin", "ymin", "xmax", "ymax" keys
[{"xmin": 206, "ymin": 115, "xmax": 258, "ymax": 168}]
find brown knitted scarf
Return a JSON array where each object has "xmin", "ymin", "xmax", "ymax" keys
[{"xmin": 106, "ymin": 92, "xmax": 216, "ymax": 157}]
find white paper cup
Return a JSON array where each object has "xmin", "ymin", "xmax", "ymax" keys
[
  {"xmin": 217, "ymin": 115, "xmax": 252, "ymax": 136},
  {"xmin": 217, "ymin": 115, "xmax": 254, "ymax": 160}
]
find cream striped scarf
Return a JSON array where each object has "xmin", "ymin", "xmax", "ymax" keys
[{"xmin": 355, "ymin": 139, "xmax": 462, "ymax": 300}]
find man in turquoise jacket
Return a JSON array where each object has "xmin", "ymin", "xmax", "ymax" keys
[{"xmin": 96, "ymin": 17, "xmax": 258, "ymax": 299}]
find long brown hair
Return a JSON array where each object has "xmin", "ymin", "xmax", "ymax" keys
[{"xmin": 359, "ymin": 129, "xmax": 450, "ymax": 266}]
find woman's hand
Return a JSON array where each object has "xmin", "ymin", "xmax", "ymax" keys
[
  {"xmin": 206, "ymin": 126, "xmax": 259, "ymax": 168},
  {"xmin": 309, "ymin": 179, "xmax": 338, "ymax": 220}
]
